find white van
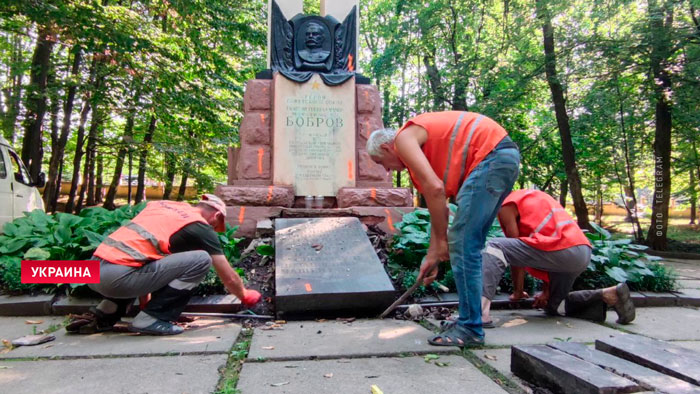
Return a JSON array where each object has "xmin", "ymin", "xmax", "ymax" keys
[{"xmin": 0, "ymin": 136, "xmax": 45, "ymax": 231}]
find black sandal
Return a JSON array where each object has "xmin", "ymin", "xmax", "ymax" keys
[{"xmin": 428, "ymin": 325, "xmax": 484, "ymax": 347}]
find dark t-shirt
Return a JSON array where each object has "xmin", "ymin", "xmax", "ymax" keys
[{"xmin": 169, "ymin": 222, "xmax": 224, "ymax": 256}]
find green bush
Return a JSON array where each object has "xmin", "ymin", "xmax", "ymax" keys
[
  {"xmin": 0, "ymin": 205, "xmax": 246, "ymax": 295},
  {"xmin": 388, "ymin": 208, "xmax": 677, "ymax": 295}
]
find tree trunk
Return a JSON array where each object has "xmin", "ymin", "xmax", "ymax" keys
[
  {"xmin": 45, "ymin": 47, "xmax": 81, "ymax": 212},
  {"xmin": 103, "ymin": 88, "xmax": 140, "ymax": 209},
  {"xmin": 135, "ymin": 115, "xmax": 156, "ymax": 204},
  {"xmin": 64, "ymin": 99, "xmax": 91, "ymax": 212},
  {"xmin": 21, "ymin": 26, "xmax": 55, "ymax": 181},
  {"xmin": 95, "ymin": 151, "xmax": 103, "ymax": 203},
  {"xmin": 176, "ymin": 171, "xmax": 188, "ymax": 201},
  {"xmin": 52, "ymin": 160, "xmax": 63, "ymax": 214},
  {"xmin": 3, "ymin": 33, "xmax": 23, "ymax": 144},
  {"xmin": 536, "ymin": 0, "xmax": 590, "ymax": 230},
  {"xmin": 559, "ymin": 177, "xmax": 568, "ymax": 207},
  {"xmin": 690, "ymin": 168, "xmax": 697, "ymax": 225},
  {"xmin": 646, "ymin": 0, "xmax": 674, "ymax": 250},
  {"xmin": 78, "ymin": 103, "xmax": 101, "ymax": 211},
  {"xmin": 162, "ymin": 152, "xmax": 176, "ymax": 200},
  {"xmin": 595, "ymin": 184, "xmax": 603, "ymax": 225}
]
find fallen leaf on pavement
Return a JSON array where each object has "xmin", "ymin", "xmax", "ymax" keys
[
  {"xmin": 502, "ymin": 318, "xmax": 528, "ymax": 328},
  {"xmin": 365, "ymin": 375, "xmax": 379, "ymax": 378},
  {"xmin": 25, "ymin": 320, "xmax": 43, "ymax": 325},
  {"xmin": 274, "ymin": 320, "xmax": 287, "ymax": 324},
  {"xmin": 424, "ymin": 354, "xmax": 440, "ymax": 362},
  {"xmin": 271, "ymin": 381, "xmax": 289, "ymax": 387},
  {"xmin": 323, "ymin": 373, "xmax": 333, "ymax": 378},
  {"xmin": 0, "ymin": 366, "xmax": 11, "ymax": 369},
  {"xmin": 311, "ymin": 244, "xmax": 323, "ymax": 251},
  {"xmin": 371, "ymin": 384, "xmax": 384, "ymax": 394},
  {"xmin": 262, "ymin": 346, "xmax": 275, "ymax": 350},
  {"xmin": 565, "ymin": 323, "xmax": 574, "ymax": 328},
  {"xmin": 484, "ymin": 354, "xmax": 498, "ymax": 361},
  {"xmin": 435, "ymin": 362, "xmax": 450, "ymax": 367}
]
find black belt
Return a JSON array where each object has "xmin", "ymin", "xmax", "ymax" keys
[{"xmin": 495, "ymin": 136, "xmax": 519, "ymax": 151}]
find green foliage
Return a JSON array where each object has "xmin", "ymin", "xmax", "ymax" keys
[
  {"xmin": 388, "ymin": 208, "xmax": 677, "ymax": 295},
  {"xmin": 255, "ymin": 244, "xmax": 275, "ymax": 257},
  {"xmin": 573, "ymin": 223, "xmax": 676, "ymax": 292},
  {"xmin": 0, "ymin": 204, "xmax": 146, "ymax": 293}
]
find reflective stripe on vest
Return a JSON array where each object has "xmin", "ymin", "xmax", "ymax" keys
[
  {"xmin": 502, "ymin": 189, "xmax": 590, "ymax": 251},
  {"xmin": 442, "ymin": 112, "xmax": 467, "ymax": 185},
  {"xmin": 102, "ymin": 236, "xmax": 150, "ymax": 262},
  {"xmin": 456, "ymin": 115, "xmax": 485, "ymax": 184},
  {"xmin": 124, "ymin": 222, "xmax": 165, "ymax": 256}
]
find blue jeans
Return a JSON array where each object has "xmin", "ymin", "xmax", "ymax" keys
[{"xmin": 448, "ymin": 142, "xmax": 520, "ymax": 338}]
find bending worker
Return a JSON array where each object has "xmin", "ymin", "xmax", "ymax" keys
[
  {"xmin": 368, "ymin": 111, "xmax": 520, "ymax": 347},
  {"xmin": 481, "ymin": 189, "xmax": 635, "ymax": 327},
  {"xmin": 67, "ymin": 194, "xmax": 261, "ymax": 335}
]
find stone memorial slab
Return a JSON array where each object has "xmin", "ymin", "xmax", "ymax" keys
[
  {"xmin": 511, "ymin": 345, "xmax": 641, "ymax": 393},
  {"xmin": 596, "ymin": 334, "xmax": 700, "ymax": 385},
  {"xmin": 0, "ymin": 294, "xmax": 55, "ymax": 316},
  {"xmin": 0, "ymin": 354, "xmax": 227, "ymax": 394},
  {"xmin": 273, "ymin": 73, "xmax": 356, "ymax": 196},
  {"xmin": 550, "ymin": 341, "xmax": 700, "ymax": 393},
  {"xmin": 604, "ymin": 307, "xmax": 700, "ymax": 340},
  {"xmin": 274, "ymin": 217, "xmax": 395, "ymax": 317},
  {"xmin": 248, "ymin": 319, "xmax": 455, "ymax": 361},
  {"xmin": 0, "ymin": 318, "xmax": 240, "ymax": 359},
  {"xmin": 237, "ymin": 355, "xmax": 508, "ymax": 394}
]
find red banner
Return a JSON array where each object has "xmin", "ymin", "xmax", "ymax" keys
[{"xmin": 21, "ymin": 260, "xmax": 100, "ymax": 284}]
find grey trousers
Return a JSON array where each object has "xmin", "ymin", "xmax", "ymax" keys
[
  {"xmin": 89, "ymin": 250, "xmax": 212, "ymax": 299},
  {"xmin": 481, "ymin": 238, "xmax": 605, "ymax": 320}
]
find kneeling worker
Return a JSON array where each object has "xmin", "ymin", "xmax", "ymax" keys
[
  {"xmin": 67, "ymin": 194, "xmax": 261, "ymax": 335},
  {"xmin": 481, "ymin": 189, "xmax": 635, "ymax": 326}
]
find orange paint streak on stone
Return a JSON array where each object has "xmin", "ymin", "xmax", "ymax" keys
[
  {"xmin": 257, "ymin": 148, "xmax": 264, "ymax": 174},
  {"xmin": 371, "ymin": 188, "xmax": 377, "ymax": 200},
  {"xmin": 238, "ymin": 206, "xmax": 246, "ymax": 224},
  {"xmin": 348, "ymin": 160, "xmax": 354, "ymax": 180},
  {"xmin": 347, "ymin": 54, "xmax": 354, "ymax": 71},
  {"xmin": 384, "ymin": 208, "xmax": 395, "ymax": 231},
  {"xmin": 266, "ymin": 185, "xmax": 274, "ymax": 202},
  {"xmin": 260, "ymin": 113, "xmax": 265, "ymax": 123},
  {"xmin": 305, "ymin": 283, "xmax": 312, "ymax": 292}
]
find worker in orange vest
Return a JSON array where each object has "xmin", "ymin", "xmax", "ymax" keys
[
  {"xmin": 480, "ymin": 189, "xmax": 635, "ymax": 327},
  {"xmin": 66, "ymin": 194, "xmax": 261, "ymax": 335},
  {"xmin": 368, "ymin": 111, "xmax": 520, "ymax": 347}
]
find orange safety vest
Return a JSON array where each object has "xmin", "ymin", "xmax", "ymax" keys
[
  {"xmin": 502, "ymin": 189, "xmax": 591, "ymax": 252},
  {"xmin": 397, "ymin": 111, "xmax": 507, "ymax": 197},
  {"xmin": 93, "ymin": 201, "xmax": 209, "ymax": 267}
]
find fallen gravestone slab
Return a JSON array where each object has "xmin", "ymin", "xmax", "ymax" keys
[
  {"xmin": 511, "ymin": 345, "xmax": 641, "ymax": 393},
  {"xmin": 275, "ymin": 217, "xmax": 395, "ymax": 318},
  {"xmin": 596, "ymin": 334, "xmax": 700, "ymax": 385},
  {"xmin": 549, "ymin": 341, "xmax": 700, "ymax": 394}
]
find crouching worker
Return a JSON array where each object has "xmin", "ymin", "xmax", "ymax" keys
[
  {"xmin": 66, "ymin": 194, "xmax": 261, "ymax": 335},
  {"xmin": 481, "ymin": 189, "xmax": 635, "ymax": 327}
]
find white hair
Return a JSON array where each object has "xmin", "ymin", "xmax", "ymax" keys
[{"xmin": 366, "ymin": 128, "xmax": 397, "ymax": 157}]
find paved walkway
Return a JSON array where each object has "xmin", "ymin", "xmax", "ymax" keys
[{"xmin": 0, "ymin": 258, "xmax": 698, "ymax": 393}]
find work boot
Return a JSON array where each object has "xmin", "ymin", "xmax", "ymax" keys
[
  {"xmin": 612, "ymin": 283, "xmax": 636, "ymax": 324},
  {"xmin": 65, "ymin": 307, "xmax": 122, "ymax": 334}
]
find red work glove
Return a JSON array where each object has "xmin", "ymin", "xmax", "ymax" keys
[{"xmin": 241, "ymin": 289, "xmax": 262, "ymax": 307}]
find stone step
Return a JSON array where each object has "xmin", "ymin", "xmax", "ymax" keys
[
  {"xmin": 549, "ymin": 341, "xmax": 700, "ymax": 394},
  {"xmin": 0, "ymin": 294, "xmax": 55, "ymax": 316},
  {"xmin": 51, "ymin": 295, "xmax": 240, "ymax": 316},
  {"xmin": 596, "ymin": 334, "xmax": 700, "ymax": 385},
  {"xmin": 511, "ymin": 344, "xmax": 641, "ymax": 393},
  {"xmin": 274, "ymin": 217, "xmax": 395, "ymax": 318}
]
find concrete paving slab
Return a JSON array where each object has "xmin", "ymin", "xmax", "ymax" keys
[
  {"xmin": 0, "ymin": 294, "xmax": 55, "ymax": 316},
  {"xmin": 473, "ymin": 348, "xmax": 533, "ymax": 393},
  {"xmin": 248, "ymin": 319, "xmax": 456, "ymax": 361},
  {"xmin": 678, "ymin": 280, "xmax": 700, "ymax": 289},
  {"xmin": 236, "ymin": 355, "xmax": 508, "ymax": 394},
  {"xmin": 0, "ymin": 354, "xmax": 227, "ymax": 394},
  {"xmin": 675, "ymin": 289, "xmax": 700, "ymax": 306},
  {"xmin": 429, "ymin": 309, "xmax": 624, "ymax": 347},
  {"xmin": 0, "ymin": 318, "xmax": 240, "ymax": 359},
  {"xmin": 605, "ymin": 307, "xmax": 700, "ymax": 340},
  {"xmin": 659, "ymin": 259, "xmax": 700, "ymax": 280},
  {"xmin": 0, "ymin": 316, "xmax": 65, "ymax": 342},
  {"xmin": 676, "ymin": 341, "xmax": 700, "ymax": 353}
]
